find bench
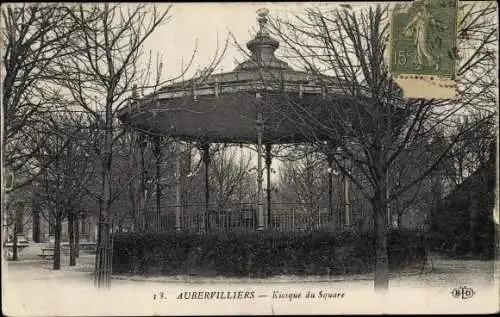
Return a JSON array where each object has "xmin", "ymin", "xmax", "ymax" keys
[
  {"xmin": 61, "ymin": 241, "xmax": 97, "ymax": 253},
  {"xmin": 4, "ymin": 242, "xmax": 29, "ymax": 258},
  {"xmin": 79, "ymin": 242, "xmax": 97, "ymax": 252},
  {"xmin": 4, "ymin": 242, "xmax": 29, "ymax": 251},
  {"xmin": 39, "ymin": 247, "xmax": 55, "ymax": 259}
]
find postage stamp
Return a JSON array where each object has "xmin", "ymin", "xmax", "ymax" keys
[{"xmin": 389, "ymin": 0, "xmax": 460, "ymax": 99}]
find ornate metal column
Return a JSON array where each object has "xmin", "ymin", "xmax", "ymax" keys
[
  {"xmin": 327, "ymin": 153, "xmax": 334, "ymax": 228},
  {"xmin": 265, "ymin": 143, "xmax": 272, "ymax": 228},
  {"xmin": 175, "ymin": 142, "xmax": 182, "ymax": 231},
  {"xmin": 343, "ymin": 157, "xmax": 351, "ymax": 229},
  {"xmin": 153, "ymin": 136, "xmax": 162, "ymax": 231},
  {"xmin": 256, "ymin": 93, "xmax": 264, "ymax": 231},
  {"xmin": 322, "ymin": 141, "xmax": 336, "ymax": 229},
  {"xmin": 202, "ymin": 142, "xmax": 211, "ymax": 232},
  {"xmin": 138, "ymin": 133, "xmax": 148, "ymax": 230}
]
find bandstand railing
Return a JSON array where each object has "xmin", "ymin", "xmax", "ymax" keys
[{"xmin": 128, "ymin": 201, "xmax": 375, "ymax": 233}]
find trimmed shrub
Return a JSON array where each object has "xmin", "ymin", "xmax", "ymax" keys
[{"xmin": 112, "ymin": 228, "xmax": 426, "ymax": 277}]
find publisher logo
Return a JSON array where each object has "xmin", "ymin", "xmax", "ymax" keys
[{"xmin": 451, "ymin": 286, "xmax": 475, "ymax": 299}]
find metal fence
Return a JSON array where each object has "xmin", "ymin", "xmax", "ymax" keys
[{"xmin": 125, "ymin": 201, "xmax": 376, "ymax": 233}]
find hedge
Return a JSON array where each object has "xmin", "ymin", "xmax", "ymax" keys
[
  {"xmin": 112, "ymin": 229, "xmax": 427, "ymax": 277},
  {"xmin": 428, "ymin": 191, "xmax": 496, "ymax": 260}
]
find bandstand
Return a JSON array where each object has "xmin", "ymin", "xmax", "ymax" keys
[{"xmin": 118, "ymin": 9, "xmax": 360, "ymax": 232}]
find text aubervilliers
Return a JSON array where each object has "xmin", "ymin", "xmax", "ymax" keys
[{"xmin": 176, "ymin": 290, "xmax": 345, "ymax": 301}]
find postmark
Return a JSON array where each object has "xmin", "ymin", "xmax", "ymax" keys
[{"xmin": 389, "ymin": 0, "xmax": 459, "ymax": 99}]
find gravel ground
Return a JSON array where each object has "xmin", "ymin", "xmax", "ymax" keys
[{"xmin": 2, "ymin": 252, "xmax": 499, "ymax": 316}]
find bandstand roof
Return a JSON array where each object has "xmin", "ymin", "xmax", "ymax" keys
[{"xmin": 118, "ymin": 9, "xmax": 358, "ymax": 144}]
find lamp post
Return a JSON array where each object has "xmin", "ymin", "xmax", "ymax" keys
[
  {"xmin": 255, "ymin": 92, "xmax": 265, "ymax": 230},
  {"xmin": 265, "ymin": 143, "xmax": 273, "ymax": 228},
  {"xmin": 249, "ymin": 162, "xmax": 275, "ymax": 229}
]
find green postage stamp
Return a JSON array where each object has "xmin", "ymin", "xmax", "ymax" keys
[{"xmin": 389, "ymin": 0, "xmax": 459, "ymax": 99}]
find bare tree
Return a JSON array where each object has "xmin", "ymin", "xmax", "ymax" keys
[
  {"xmin": 44, "ymin": 3, "xmax": 171, "ymax": 286},
  {"xmin": 1, "ymin": 4, "xmax": 89, "ymax": 191},
  {"xmin": 51, "ymin": 3, "xmax": 228, "ymax": 287},
  {"xmin": 34, "ymin": 112, "xmax": 95, "ymax": 269},
  {"xmin": 441, "ymin": 113, "xmax": 496, "ymax": 188},
  {"xmin": 277, "ymin": 149, "xmax": 328, "ymax": 227},
  {"xmin": 209, "ymin": 145, "xmax": 254, "ymax": 211},
  {"xmin": 1, "ymin": 4, "xmax": 103, "ymax": 261},
  {"xmin": 388, "ymin": 112, "xmax": 495, "ymax": 229},
  {"xmin": 389, "ymin": 133, "xmax": 445, "ymax": 228},
  {"xmin": 177, "ymin": 144, "xmax": 257, "ymax": 231},
  {"xmin": 266, "ymin": 2, "xmax": 497, "ymax": 291},
  {"xmin": 112, "ymin": 130, "xmax": 177, "ymax": 231}
]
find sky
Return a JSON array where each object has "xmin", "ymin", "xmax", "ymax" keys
[
  {"xmin": 140, "ymin": 2, "xmax": 371, "ymax": 81},
  {"xmin": 142, "ymin": 3, "xmax": 302, "ymax": 79}
]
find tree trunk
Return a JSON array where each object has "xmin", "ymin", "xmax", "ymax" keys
[
  {"xmin": 140, "ymin": 136, "xmax": 148, "ymax": 230},
  {"xmin": 32, "ymin": 210, "xmax": 41, "ymax": 243},
  {"xmin": 68, "ymin": 213, "xmax": 76, "ymax": 266},
  {"xmin": 95, "ymin": 119, "xmax": 113, "ymax": 287},
  {"xmin": 12, "ymin": 215, "xmax": 19, "ymax": 261},
  {"xmin": 53, "ymin": 216, "xmax": 62, "ymax": 270},
  {"xmin": 372, "ymin": 190, "xmax": 389, "ymax": 291},
  {"xmin": 133, "ymin": 214, "xmax": 138, "ymax": 232},
  {"xmin": 95, "ymin": 221, "xmax": 111, "ymax": 287},
  {"xmin": 395, "ymin": 202, "xmax": 402, "ymax": 228},
  {"xmin": 94, "ymin": 80, "xmax": 114, "ymax": 287},
  {"xmin": 75, "ymin": 215, "xmax": 80, "ymax": 258}
]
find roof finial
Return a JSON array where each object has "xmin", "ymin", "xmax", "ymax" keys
[{"xmin": 256, "ymin": 8, "xmax": 270, "ymax": 34}]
